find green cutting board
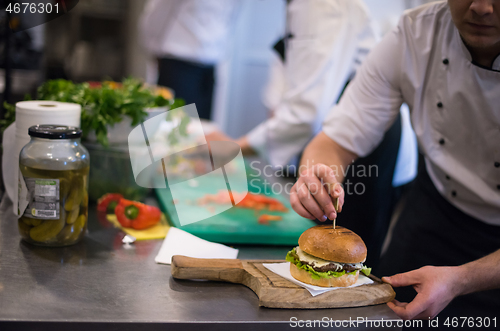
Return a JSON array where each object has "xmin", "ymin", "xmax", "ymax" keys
[{"xmin": 155, "ymin": 168, "xmax": 316, "ymax": 245}]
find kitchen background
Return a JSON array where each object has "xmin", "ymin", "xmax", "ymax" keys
[{"xmin": 1, "ymin": 0, "xmax": 432, "ymax": 137}]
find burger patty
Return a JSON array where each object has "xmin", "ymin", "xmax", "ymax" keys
[
  {"xmin": 292, "ymin": 247, "xmax": 364, "ymax": 273},
  {"xmin": 302, "ymin": 260, "xmax": 360, "ymax": 273}
]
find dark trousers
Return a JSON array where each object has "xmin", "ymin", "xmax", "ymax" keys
[
  {"xmin": 334, "ymin": 114, "xmax": 403, "ymax": 269},
  {"xmin": 377, "ymin": 159, "xmax": 500, "ymax": 326},
  {"xmin": 157, "ymin": 57, "xmax": 215, "ymax": 120}
]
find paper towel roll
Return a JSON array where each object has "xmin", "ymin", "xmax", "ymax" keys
[{"xmin": 2, "ymin": 101, "xmax": 81, "ymax": 215}]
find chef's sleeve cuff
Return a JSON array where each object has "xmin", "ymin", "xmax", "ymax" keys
[{"xmin": 246, "ymin": 123, "xmax": 268, "ymax": 157}]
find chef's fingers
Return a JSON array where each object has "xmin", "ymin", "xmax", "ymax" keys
[
  {"xmin": 205, "ymin": 130, "xmax": 232, "ymax": 142},
  {"xmin": 389, "ymin": 293, "xmax": 428, "ymax": 320},
  {"xmin": 310, "ymin": 164, "xmax": 344, "ymax": 212},
  {"xmin": 290, "ymin": 187, "xmax": 315, "ymax": 220},
  {"xmin": 311, "ymin": 163, "xmax": 340, "ymax": 193},
  {"xmin": 382, "ymin": 270, "xmax": 421, "ymax": 288},
  {"xmin": 311, "ymin": 164, "xmax": 338, "ymax": 192},
  {"xmin": 329, "ymin": 183, "xmax": 344, "ymax": 213},
  {"xmin": 294, "ymin": 180, "xmax": 328, "ymax": 221},
  {"xmin": 387, "ymin": 300, "xmax": 412, "ymax": 318},
  {"xmin": 388, "ymin": 299, "xmax": 408, "ymax": 308},
  {"xmin": 301, "ymin": 175, "xmax": 337, "ymax": 220}
]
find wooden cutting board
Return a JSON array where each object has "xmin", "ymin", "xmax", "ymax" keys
[{"xmin": 171, "ymin": 256, "xmax": 395, "ymax": 309}]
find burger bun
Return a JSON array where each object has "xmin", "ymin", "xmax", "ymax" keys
[
  {"xmin": 298, "ymin": 225, "xmax": 367, "ymax": 263},
  {"xmin": 289, "ymin": 263, "xmax": 359, "ymax": 287}
]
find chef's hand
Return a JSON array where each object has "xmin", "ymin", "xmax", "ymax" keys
[
  {"xmin": 383, "ymin": 266, "xmax": 463, "ymax": 320},
  {"xmin": 205, "ymin": 131, "xmax": 257, "ymax": 156},
  {"xmin": 205, "ymin": 130, "xmax": 233, "ymax": 142},
  {"xmin": 235, "ymin": 136, "xmax": 257, "ymax": 156},
  {"xmin": 290, "ymin": 163, "xmax": 344, "ymax": 221}
]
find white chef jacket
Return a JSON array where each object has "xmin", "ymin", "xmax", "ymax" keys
[
  {"xmin": 261, "ymin": 52, "xmax": 286, "ymax": 114},
  {"xmin": 260, "ymin": 38, "xmax": 418, "ymax": 187},
  {"xmin": 247, "ymin": 0, "xmax": 377, "ymax": 167},
  {"xmin": 323, "ymin": 2, "xmax": 500, "ymax": 225},
  {"xmin": 139, "ymin": 0, "xmax": 241, "ymax": 65}
]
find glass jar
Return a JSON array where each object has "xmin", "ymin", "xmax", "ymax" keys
[{"xmin": 18, "ymin": 125, "xmax": 89, "ymax": 246}]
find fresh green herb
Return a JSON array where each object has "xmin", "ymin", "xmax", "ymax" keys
[
  {"xmin": 0, "ymin": 102, "xmax": 16, "ymax": 134},
  {"xmin": 1, "ymin": 78, "xmax": 186, "ymax": 146},
  {"xmin": 1, "ymin": 93, "xmax": 32, "ymax": 134},
  {"xmin": 165, "ymin": 106, "xmax": 191, "ymax": 146}
]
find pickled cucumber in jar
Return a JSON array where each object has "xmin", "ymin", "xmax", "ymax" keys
[{"xmin": 18, "ymin": 125, "xmax": 89, "ymax": 247}]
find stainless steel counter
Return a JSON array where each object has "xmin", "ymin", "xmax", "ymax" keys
[{"xmin": 0, "ymin": 197, "xmax": 401, "ymax": 330}]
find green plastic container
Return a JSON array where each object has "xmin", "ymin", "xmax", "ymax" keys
[
  {"xmin": 84, "ymin": 142, "xmax": 150, "ymax": 202},
  {"xmin": 155, "ymin": 164, "xmax": 316, "ymax": 246}
]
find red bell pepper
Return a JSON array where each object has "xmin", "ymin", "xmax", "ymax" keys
[
  {"xmin": 238, "ymin": 193, "xmax": 288, "ymax": 212},
  {"xmin": 258, "ymin": 214, "xmax": 283, "ymax": 225},
  {"xmin": 114, "ymin": 198, "xmax": 161, "ymax": 230},
  {"xmin": 97, "ymin": 193, "xmax": 123, "ymax": 213}
]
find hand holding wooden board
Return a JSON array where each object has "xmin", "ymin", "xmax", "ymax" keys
[{"xmin": 171, "ymin": 255, "xmax": 395, "ymax": 309}]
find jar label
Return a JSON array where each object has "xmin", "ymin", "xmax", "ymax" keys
[{"xmin": 21, "ymin": 177, "xmax": 60, "ymax": 220}]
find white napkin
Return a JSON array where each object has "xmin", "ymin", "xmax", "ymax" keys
[
  {"xmin": 155, "ymin": 227, "xmax": 239, "ymax": 264},
  {"xmin": 2, "ymin": 123, "xmax": 16, "ymax": 203},
  {"xmin": 263, "ymin": 262, "xmax": 374, "ymax": 297}
]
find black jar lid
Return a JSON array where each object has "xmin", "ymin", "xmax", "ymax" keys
[{"xmin": 28, "ymin": 125, "xmax": 82, "ymax": 139}]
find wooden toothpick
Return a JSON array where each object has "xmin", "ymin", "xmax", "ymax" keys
[{"xmin": 333, "ymin": 197, "xmax": 339, "ymax": 230}]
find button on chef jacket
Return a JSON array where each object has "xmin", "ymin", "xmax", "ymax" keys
[
  {"xmin": 139, "ymin": 0, "xmax": 241, "ymax": 65},
  {"xmin": 323, "ymin": 2, "xmax": 500, "ymax": 225},
  {"xmin": 247, "ymin": 0, "xmax": 378, "ymax": 167}
]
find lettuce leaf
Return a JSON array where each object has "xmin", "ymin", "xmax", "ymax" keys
[{"xmin": 285, "ymin": 248, "xmax": 360, "ymax": 280}]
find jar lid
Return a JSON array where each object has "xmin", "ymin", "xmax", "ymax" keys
[{"xmin": 28, "ymin": 125, "xmax": 82, "ymax": 139}]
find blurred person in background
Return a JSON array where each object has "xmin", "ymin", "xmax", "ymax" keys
[
  {"xmin": 208, "ymin": 0, "xmax": 417, "ymax": 268},
  {"xmin": 139, "ymin": 0, "xmax": 241, "ymax": 120}
]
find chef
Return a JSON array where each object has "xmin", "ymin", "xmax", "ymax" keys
[
  {"xmin": 207, "ymin": 0, "xmax": 418, "ymax": 268},
  {"xmin": 234, "ymin": 0, "xmax": 377, "ymax": 167},
  {"xmin": 291, "ymin": 0, "xmax": 500, "ymax": 322},
  {"xmin": 139, "ymin": 0, "xmax": 241, "ymax": 120}
]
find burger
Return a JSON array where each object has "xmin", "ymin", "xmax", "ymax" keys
[{"xmin": 286, "ymin": 225, "xmax": 371, "ymax": 287}]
